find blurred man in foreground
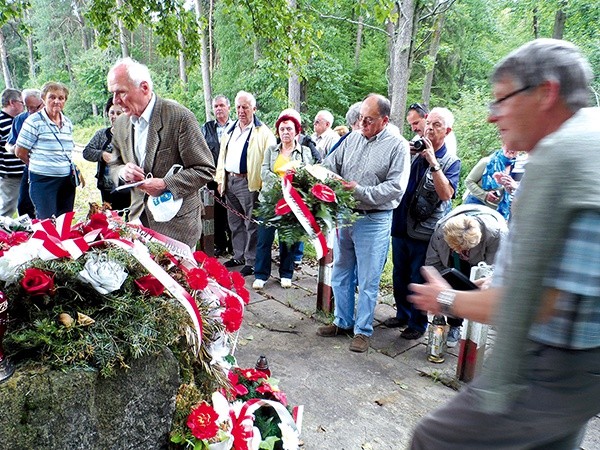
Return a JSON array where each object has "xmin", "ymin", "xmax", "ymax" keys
[{"xmin": 409, "ymin": 39, "xmax": 600, "ymax": 449}]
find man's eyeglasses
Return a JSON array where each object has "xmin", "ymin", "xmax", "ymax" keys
[
  {"xmin": 409, "ymin": 103, "xmax": 428, "ymax": 115},
  {"xmin": 488, "ymin": 85, "xmax": 534, "ymax": 116},
  {"xmin": 358, "ymin": 115, "xmax": 382, "ymax": 125}
]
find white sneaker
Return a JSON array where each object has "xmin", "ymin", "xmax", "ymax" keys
[
  {"xmin": 280, "ymin": 278, "xmax": 292, "ymax": 288},
  {"xmin": 447, "ymin": 326, "xmax": 461, "ymax": 348},
  {"xmin": 252, "ymin": 279, "xmax": 266, "ymax": 290}
]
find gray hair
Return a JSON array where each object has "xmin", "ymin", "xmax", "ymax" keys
[
  {"xmin": 235, "ymin": 90, "xmax": 256, "ymax": 108},
  {"xmin": 363, "ymin": 93, "xmax": 391, "ymax": 118},
  {"xmin": 22, "ymin": 88, "xmax": 42, "ymax": 102},
  {"xmin": 1, "ymin": 88, "xmax": 21, "ymax": 107},
  {"xmin": 345, "ymin": 102, "xmax": 362, "ymax": 127},
  {"xmin": 315, "ymin": 110, "xmax": 334, "ymax": 126},
  {"xmin": 212, "ymin": 95, "xmax": 230, "ymax": 107},
  {"xmin": 429, "ymin": 107, "xmax": 454, "ymax": 129},
  {"xmin": 109, "ymin": 57, "xmax": 153, "ymax": 91},
  {"xmin": 491, "ymin": 39, "xmax": 592, "ymax": 112}
]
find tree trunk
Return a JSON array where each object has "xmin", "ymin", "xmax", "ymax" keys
[
  {"xmin": 195, "ymin": 0, "xmax": 213, "ymax": 122},
  {"xmin": 288, "ymin": 70, "xmax": 301, "ymax": 111},
  {"xmin": 388, "ymin": 0, "xmax": 416, "ymax": 127},
  {"xmin": 552, "ymin": 2, "xmax": 567, "ymax": 39},
  {"xmin": 354, "ymin": 16, "xmax": 363, "ymax": 67},
  {"xmin": 116, "ymin": 0, "xmax": 129, "ymax": 58},
  {"xmin": 27, "ymin": 34, "xmax": 35, "ymax": 80},
  {"xmin": 72, "ymin": 0, "xmax": 90, "ymax": 50},
  {"xmin": 287, "ymin": 0, "xmax": 301, "ymax": 110},
  {"xmin": 177, "ymin": 30, "xmax": 188, "ymax": 85},
  {"xmin": 0, "ymin": 28, "xmax": 12, "ymax": 89},
  {"xmin": 208, "ymin": 0, "xmax": 215, "ymax": 78},
  {"xmin": 61, "ymin": 38, "xmax": 75, "ymax": 83},
  {"xmin": 421, "ymin": 12, "xmax": 445, "ymax": 106},
  {"xmin": 532, "ymin": 7, "xmax": 539, "ymax": 39}
]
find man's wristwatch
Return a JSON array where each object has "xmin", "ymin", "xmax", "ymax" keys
[
  {"xmin": 436, "ymin": 290, "xmax": 456, "ymax": 316},
  {"xmin": 430, "ymin": 163, "xmax": 441, "ymax": 172}
]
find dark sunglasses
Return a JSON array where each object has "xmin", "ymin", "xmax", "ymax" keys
[{"xmin": 409, "ymin": 103, "xmax": 428, "ymax": 115}]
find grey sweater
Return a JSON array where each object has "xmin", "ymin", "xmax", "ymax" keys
[{"xmin": 475, "ymin": 107, "xmax": 600, "ymax": 412}]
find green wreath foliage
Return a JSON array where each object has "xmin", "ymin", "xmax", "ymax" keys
[{"xmin": 253, "ymin": 167, "xmax": 358, "ymax": 245}]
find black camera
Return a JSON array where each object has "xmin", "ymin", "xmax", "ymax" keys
[{"xmin": 412, "ymin": 138, "xmax": 426, "ymax": 152}]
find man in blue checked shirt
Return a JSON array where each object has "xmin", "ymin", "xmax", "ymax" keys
[{"xmin": 408, "ymin": 39, "xmax": 600, "ymax": 449}]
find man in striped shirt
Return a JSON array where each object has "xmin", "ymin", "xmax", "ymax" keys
[{"xmin": 0, "ymin": 88, "xmax": 25, "ymax": 217}]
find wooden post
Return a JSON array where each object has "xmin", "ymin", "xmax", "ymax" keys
[
  {"xmin": 200, "ymin": 187, "xmax": 215, "ymax": 256},
  {"xmin": 316, "ymin": 231, "xmax": 334, "ymax": 313}
]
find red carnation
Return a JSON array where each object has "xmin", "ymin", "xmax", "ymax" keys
[
  {"xmin": 187, "ymin": 267, "xmax": 209, "ymax": 290},
  {"xmin": 193, "ymin": 250, "xmax": 208, "ymax": 265},
  {"xmin": 20, "ymin": 268, "xmax": 55, "ymax": 296},
  {"xmin": 275, "ymin": 198, "xmax": 292, "ymax": 215},
  {"xmin": 236, "ymin": 286, "xmax": 250, "ymax": 305},
  {"xmin": 231, "ymin": 271, "xmax": 245, "ymax": 291},
  {"xmin": 186, "ymin": 402, "xmax": 219, "ymax": 440},
  {"xmin": 135, "ymin": 274, "xmax": 164, "ymax": 296},
  {"xmin": 221, "ymin": 294, "xmax": 243, "ymax": 332},
  {"xmin": 311, "ymin": 183, "xmax": 337, "ymax": 203},
  {"xmin": 8, "ymin": 231, "xmax": 29, "ymax": 246}
]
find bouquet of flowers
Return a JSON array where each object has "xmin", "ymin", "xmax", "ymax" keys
[
  {"xmin": 254, "ymin": 164, "xmax": 357, "ymax": 259},
  {"xmin": 172, "ymin": 363, "xmax": 302, "ymax": 450},
  {"xmin": 0, "ymin": 207, "xmax": 249, "ymax": 381}
]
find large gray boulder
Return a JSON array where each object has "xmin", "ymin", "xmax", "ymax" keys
[{"xmin": 0, "ymin": 348, "xmax": 180, "ymax": 450}]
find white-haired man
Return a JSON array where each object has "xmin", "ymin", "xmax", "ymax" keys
[
  {"xmin": 107, "ymin": 57, "xmax": 215, "ymax": 249},
  {"xmin": 5, "ymin": 88, "xmax": 43, "ymax": 218},
  {"xmin": 312, "ymin": 109, "xmax": 339, "ymax": 158},
  {"xmin": 0, "ymin": 88, "xmax": 24, "ymax": 216},
  {"xmin": 386, "ymin": 107, "xmax": 461, "ymax": 340},
  {"xmin": 215, "ymin": 91, "xmax": 276, "ymax": 276}
]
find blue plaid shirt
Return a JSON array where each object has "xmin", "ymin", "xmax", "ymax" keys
[
  {"xmin": 531, "ymin": 211, "xmax": 600, "ymax": 349},
  {"xmin": 493, "ymin": 211, "xmax": 600, "ymax": 349}
]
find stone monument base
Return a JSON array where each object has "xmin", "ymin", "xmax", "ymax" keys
[{"xmin": 0, "ymin": 348, "xmax": 179, "ymax": 450}]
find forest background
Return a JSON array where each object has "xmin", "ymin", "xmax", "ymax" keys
[{"xmin": 1, "ymin": 0, "xmax": 600, "ymax": 194}]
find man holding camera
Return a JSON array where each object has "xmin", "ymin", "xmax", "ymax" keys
[{"xmin": 385, "ymin": 107, "xmax": 461, "ymax": 339}]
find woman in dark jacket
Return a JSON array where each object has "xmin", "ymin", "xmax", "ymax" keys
[{"xmin": 83, "ymin": 97, "xmax": 130, "ymax": 211}]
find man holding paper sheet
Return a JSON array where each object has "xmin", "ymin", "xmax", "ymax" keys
[{"xmin": 107, "ymin": 58, "xmax": 215, "ymax": 248}]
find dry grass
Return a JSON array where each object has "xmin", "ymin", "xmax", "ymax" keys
[{"xmin": 72, "ymin": 147, "xmax": 104, "ymax": 221}]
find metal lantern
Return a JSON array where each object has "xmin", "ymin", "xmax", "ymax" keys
[{"xmin": 427, "ymin": 314, "xmax": 447, "ymax": 363}]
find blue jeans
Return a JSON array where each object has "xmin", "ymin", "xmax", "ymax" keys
[
  {"xmin": 29, "ymin": 172, "xmax": 75, "ymax": 219},
  {"xmin": 280, "ymin": 240, "xmax": 304, "ymax": 263},
  {"xmin": 254, "ymin": 224, "xmax": 300, "ymax": 280},
  {"xmin": 392, "ymin": 236, "xmax": 429, "ymax": 333},
  {"xmin": 332, "ymin": 211, "xmax": 392, "ymax": 337}
]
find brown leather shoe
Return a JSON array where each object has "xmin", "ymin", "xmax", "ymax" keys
[
  {"xmin": 349, "ymin": 334, "xmax": 369, "ymax": 353},
  {"xmin": 316, "ymin": 324, "xmax": 353, "ymax": 337}
]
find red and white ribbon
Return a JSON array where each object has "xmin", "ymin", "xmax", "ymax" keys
[
  {"xmin": 30, "ymin": 212, "xmax": 89, "ymax": 260},
  {"xmin": 280, "ymin": 176, "xmax": 327, "ymax": 259}
]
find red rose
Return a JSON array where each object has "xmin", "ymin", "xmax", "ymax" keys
[
  {"xmin": 186, "ymin": 402, "xmax": 219, "ymax": 440},
  {"xmin": 311, "ymin": 183, "xmax": 337, "ymax": 203},
  {"xmin": 135, "ymin": 274, "xmax": 165, "ymax": 296},
  {"xmin": 88, "ymin": 213, "xmax": 109, "ymax": 230},
  {"xmin": 187, "ymin": 267, "xmax": 208, "ymax": 290},
  {"xmin": 275, "ymin": 198, "xmax": 292, "ymax": 215},
  {"xmin": 21, "ymin": 268, "xmax": 55, "ymax": 296}
]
